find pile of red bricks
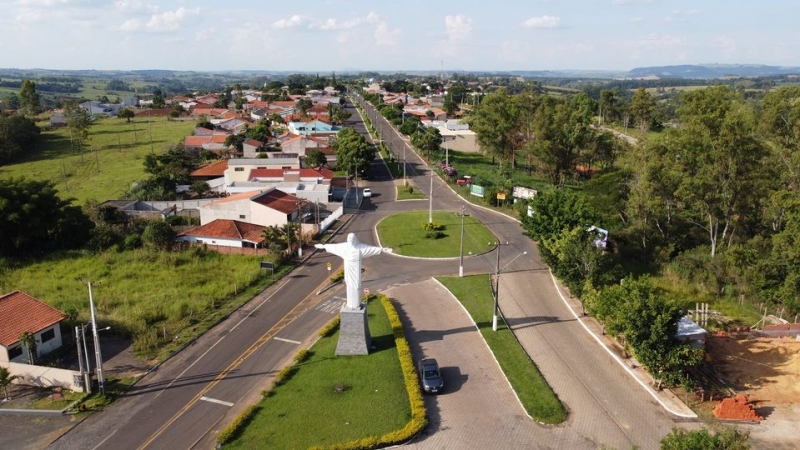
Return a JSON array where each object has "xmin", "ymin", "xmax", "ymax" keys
[{"xmin": 713, "ymin": 394, "xmax": 764, "ymax": 422}]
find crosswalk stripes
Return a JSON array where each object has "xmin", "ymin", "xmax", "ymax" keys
[{"xmin": 315, "ymin": 298, "xmax": 345, "ymax": 314}]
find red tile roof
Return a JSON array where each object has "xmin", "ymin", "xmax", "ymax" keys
[
  {"xmin": 0, "ymin": 291, "xmax": 65, "ymax": 347},
  {"xmin": 184, "ymin": 134, "xmax": 229, "ymax": 147},
  {"xmin": 180, "ymin": 219, "xmax": 265, "ymax": 243},
  {"xmin": 244, "ymin": 139, "xmax": 263, "ymax": 147},
  {"xmin": 252, "ymin": 189, "xmax": 301, "ymax": 214},
  {"xmin": 191, "ymin": 160, "xmax": 228, "ymax": 177}
]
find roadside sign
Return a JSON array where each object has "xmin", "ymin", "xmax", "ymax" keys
[
  {"xmin": 260, "ymin": 261, "xmax": 274, "ymax": 270},
  {"xmin": 496, "ymin": 192, "xmax": 506, "ymax": 200}
]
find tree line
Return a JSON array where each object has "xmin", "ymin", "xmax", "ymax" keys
[{"xmin": 457, "ymin": 83, "xmax": 800, "ymax": 385}]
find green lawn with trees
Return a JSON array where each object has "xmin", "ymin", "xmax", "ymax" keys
[
  {"xmin": 376, "ymin": 210, "xmax": 496, "ymax": 258},
  {"xmin": 0, "ymin": 115, "xmax": 195, "ymax": 205}
]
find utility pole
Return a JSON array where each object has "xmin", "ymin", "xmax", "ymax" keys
[
  {"xmin": 428, "ymin": 169, "xmax": 434, "ymax": 224},
  {"xmin": 88, "ymin": 282, "xmax": 106, "ymax": 396}
]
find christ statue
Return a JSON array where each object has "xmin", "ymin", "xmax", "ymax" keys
[{"xmin": 315, "ymin": 233, "xmax": 393, "ymax": 309}]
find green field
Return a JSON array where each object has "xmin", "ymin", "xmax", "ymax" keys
[
  {"xmin": 0, "ymin": 116, "xmax": 195, "ymax": 205},
  {"xmin": 0, "ymin": 247, "xmax": 282, "ymax": 361}
]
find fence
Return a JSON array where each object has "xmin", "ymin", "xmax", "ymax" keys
[
  {"xmin": 2, "ymin": 361, "xmax": 84, "ymax": 392},
  {"xmin": 318, "ymin": 205, "xmax": 343, "ymax": 236}
]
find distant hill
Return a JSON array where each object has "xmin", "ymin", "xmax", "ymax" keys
[{"xmin": 627, "ymin": 64, "xmax": 800, "ymax": 79}]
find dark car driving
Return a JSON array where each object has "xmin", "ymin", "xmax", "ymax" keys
[{"xmin": 418, "ymin": 358, "xmax": 444, "ymax": 394}]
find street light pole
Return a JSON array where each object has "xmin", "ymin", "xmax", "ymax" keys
[
  {"xmin": 428, "ymin": 169, "xmax": 434, "ymax": 224},
  {"xmin": 459, "ymin": 206, "xmax": 468, "ymax": 277},
  {"xmin": 492, "ymin": 245, "xmax": 528, "ymax": 332},
  {"xmin": 88, "ymin": 281, "xmax": 106, "ymax": 396}
]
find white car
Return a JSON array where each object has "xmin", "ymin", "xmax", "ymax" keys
[{"xmin": 362, "ymin": 188, "xmax": 372, "ymax": 198}]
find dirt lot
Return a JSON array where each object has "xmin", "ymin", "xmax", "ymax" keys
[
  {"xmin": 707, "ymin": 335, "xmax": 800, "ymax": 404},
  {"xmin": 705, "ymin": 335, "xmax": 800, "ymax": 449}
]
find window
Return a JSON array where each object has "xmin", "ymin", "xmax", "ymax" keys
[
  {"xmin": 40, "ymin": 328, "xmax": 55, "ymax": 343},
  {"xmin": 8, "ymin": 346, "xmax": 23, "ymax": 360},
  {"xmin": 235, "ymin": 167, "xmax": 244, "ymax": 172},
  {"xmin": 239, "ymin": 215, "xmax": 246, "ymax": 219}
]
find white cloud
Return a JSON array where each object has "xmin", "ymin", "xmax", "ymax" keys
[
  {"xmin": 687, "ymin": 8, "xmax": 702, "ymax": 15},
  {"xmin": 114, "ymin": 0, "xmax": 158, "ymax": 14},
  {"xmin": 374, "ymin": 21, "xmax": 401, "ymax": 46},
  {"xmin": 522, "ymin": 15, "xmax": 560, "ymax": 29},
  {"xmin": 612, "ymin": 0, "xmax": 653, "ymax": 5},
  {"xmin": 272, "ymin": 14, "xmax": 307, "ymax": 29},
  {"xmin": 627, "ymin": 33, "xmax": 685, "ymax": 49},
  {"xmin": 145, "ymin": 7, "xmax": 198, "ymax": 31},
  {"xmin": 444, "ymin": 14, "xmax": 472, "ymax": 42},
  {"xmin": 310, "ymin": 12, "xmax": 379, "ymax": 31},
  {"xmin": 629, "ymin": 17, "xmax": 643, "ymax": 23},
  {"xmin": 119, "ymin": 18, "xmax": 141, "ymax": 31}
]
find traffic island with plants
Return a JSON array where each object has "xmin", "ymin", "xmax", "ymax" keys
[
  {"xmin": 218, "ymin": 294, "xmax": 426, "ymax": 449},
  {"xmin": 437, "ymin": 274, "xmax": 567, "ymax": 424}
]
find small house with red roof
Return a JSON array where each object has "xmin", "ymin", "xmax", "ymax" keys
[
  {"xmin": 190, "ymin": 160, "xmax": 229, "ymax": 182},
  {"xmin": 177, "ymin": 219, "xmax": 266, "ymax": 249},
  {"xmin": 0, "ymin": 291, "xmax": 66, "ymax": 363},
  {"xmin": 198, "ymin": 188, "xmax": 302, "ymax": 229}
]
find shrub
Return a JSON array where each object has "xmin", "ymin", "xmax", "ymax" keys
[
  {"xmin": 318, "ymin": 316, "xmax": 340, "ymax": 338},
  {"xmin": 406, "ymin": 186, "xmax": 414, "ymax": 194},
  {"xmin": 424, "ymin": 231, "xmax": 445, "ymax": 239},
  {"xmin": 421, "ymin": 221, "xmax": 445, "ymax": 232},
  {"xmin": 216, "ymin": 404, "xmax": 261, "ymax": 445},
  {"xmin": 331, "ymin": 268, "xmax": 345, "ymax": 283}
]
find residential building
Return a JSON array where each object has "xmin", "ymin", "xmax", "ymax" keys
[
  {"xmin": 0, "ymin": 291, "xmax": 66, "ymax": 363},
  {"xmin": 177, "ymin": 219, "xmax": 265, "ymax": 248},
  {"xmin": 198, "ymin": 188, "xmax": 301, "ymax": 228}
]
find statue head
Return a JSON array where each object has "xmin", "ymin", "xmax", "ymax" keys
[{"xmin": 347, "ymin": 233, "xmax": 359, "ymax": 246}]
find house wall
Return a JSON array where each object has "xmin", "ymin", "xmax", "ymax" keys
[
  {"xmin": 251, "ymin": 203, "xmax": 290, "ymax": 228},
  {"xmin": 200, "ymin": 200, "xmax": 253, "ymax": 225},
  {"xmin": 2, "ymin": 361, "xmax": 84, "ymax": 392},
  {"xmin": 177, "ymin": 235, "xmax": 246, "ymax": 248},
  {"xmin": 0, "ymin": 324, "xmax": 64, "ymax": 363}
]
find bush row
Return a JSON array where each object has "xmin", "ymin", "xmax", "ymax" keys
[{"xmin": 216, "ymin": 404, "xmax": 261, "ymax": 445}]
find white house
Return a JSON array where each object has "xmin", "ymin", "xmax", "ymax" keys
[
  {"xmin": 80, "ymin": 101, "xmax": 122, "ymax": 117},
  {"xmin": 287, "ymin": 119, "xmax": 340, "ymax": 136},
  {"xmin": 198, "ymin": 188, "xmax": 301, "ymax": 228},
  {"xmin": 0, "ymin": 291, "xmax": 66, "ymax": 363}
]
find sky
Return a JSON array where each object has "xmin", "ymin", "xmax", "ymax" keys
[{"xmin": 0, "ymin": 0, "xmax": 798, "ymax": 72}]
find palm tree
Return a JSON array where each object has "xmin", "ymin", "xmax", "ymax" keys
[
  {"xmin": 262, "ymin": 226, "xmax": 285, "ymax": 254},
  {"xmin": 0, "ymin": 367, "xmax": 21, "ymax": 401},
  {"xmin": 18, "ymin": 331, "xmax": 37, "ymax": 365}
]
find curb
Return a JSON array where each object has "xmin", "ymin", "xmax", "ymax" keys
[{"xmin": 547, "ymin": 269, "xmax": 698, "ymax": 419}]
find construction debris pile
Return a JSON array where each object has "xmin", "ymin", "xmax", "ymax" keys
[{"xmin": 713, "ymin": 394, "xmax": 764, "ymax": 422}]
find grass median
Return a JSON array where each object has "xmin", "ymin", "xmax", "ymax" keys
[
  {"xmin": 437, "ymin": 274, "xmax": 567, "ymax": 425},
  {"xmin": 224, "ymin": 297, "xmax": 413, "ymax": 449}
]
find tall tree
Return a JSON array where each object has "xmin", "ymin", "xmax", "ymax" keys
[
  {"xmin": 0, "ymin": 178, "xmax": 93, "ymax": 256},
  {"xmin": 410, "ymin": 126, "xmax": 443, "ymax": 159},
  {"xmin": 304, "ymin": 149, "xmax": 328, "ymax": 168},
  {"xmin": 333, "ymin": 127, "xmax": 374, "ymax": 174},
  {"xmin": 630, "ymin": 88, "xmax": 656, "ymax": 132},
  {"xmin": 18, "ymin": 80, "xmax": 40, "ymax": 117},
  {"xmin": 0, "ymin": 114, "xmax": 40, "ymax": 164},
  {"xmin": 63, "ymin": 101, "xmax": 92, "ymax": 152},
  {"xmin": 467, "ymin": 88, "xmax": 519, "ymax": 168}
]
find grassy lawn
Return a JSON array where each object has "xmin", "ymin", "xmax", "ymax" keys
[
  {"xmin": 227, "ymin": 298, "xmax": 410, "ymax": 449},
  {"xmin": 437, "ymin": 275, "xmax": 567, "ymax": 424},
  {"xmin": 0, "ymin": 247, "xmax": 284, "ymax": 361},
  {"xmin": 0, "ymin": 116, "xmax": 195, "ymax": 205},
  {"xmin": 396, "ymin": 184, "xmax": 425, "ymax": 200},
  {"xmin": 377, "ymin": 210, "xmax": 496, "ymax": 258}
]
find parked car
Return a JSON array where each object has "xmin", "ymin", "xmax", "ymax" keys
[
  {"xmin": 418, "ymin": 358, "xmax": 444, "ymax": 394},
  {"xmin": 456, "ymin": 175, "xmax": 472, "ymax": 186},
  {"xmin": 362, "ymin": 188, "xmax": 372, "ymax": 198}
]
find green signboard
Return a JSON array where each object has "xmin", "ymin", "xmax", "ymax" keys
[{"xmin": 470, "ymin": 185, "xmax": 485, "ymax": 198}]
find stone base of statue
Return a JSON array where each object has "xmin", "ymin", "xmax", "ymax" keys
[{"xmin": 335, "ymin": 303, "xmax": 371, "ymax": 356}]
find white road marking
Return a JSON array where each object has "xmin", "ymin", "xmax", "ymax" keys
[
  {"xmin": 273, "ymin": 337, "xmax": 302, "ymax": 345},
  {"xmin": 199, "ymin": 396, "xmax": 234, "ymax": 407}
]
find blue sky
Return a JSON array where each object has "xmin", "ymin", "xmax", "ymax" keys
[{"xmin": 0, "ymin": 0, "xmax": 797, "ymax": 72}]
